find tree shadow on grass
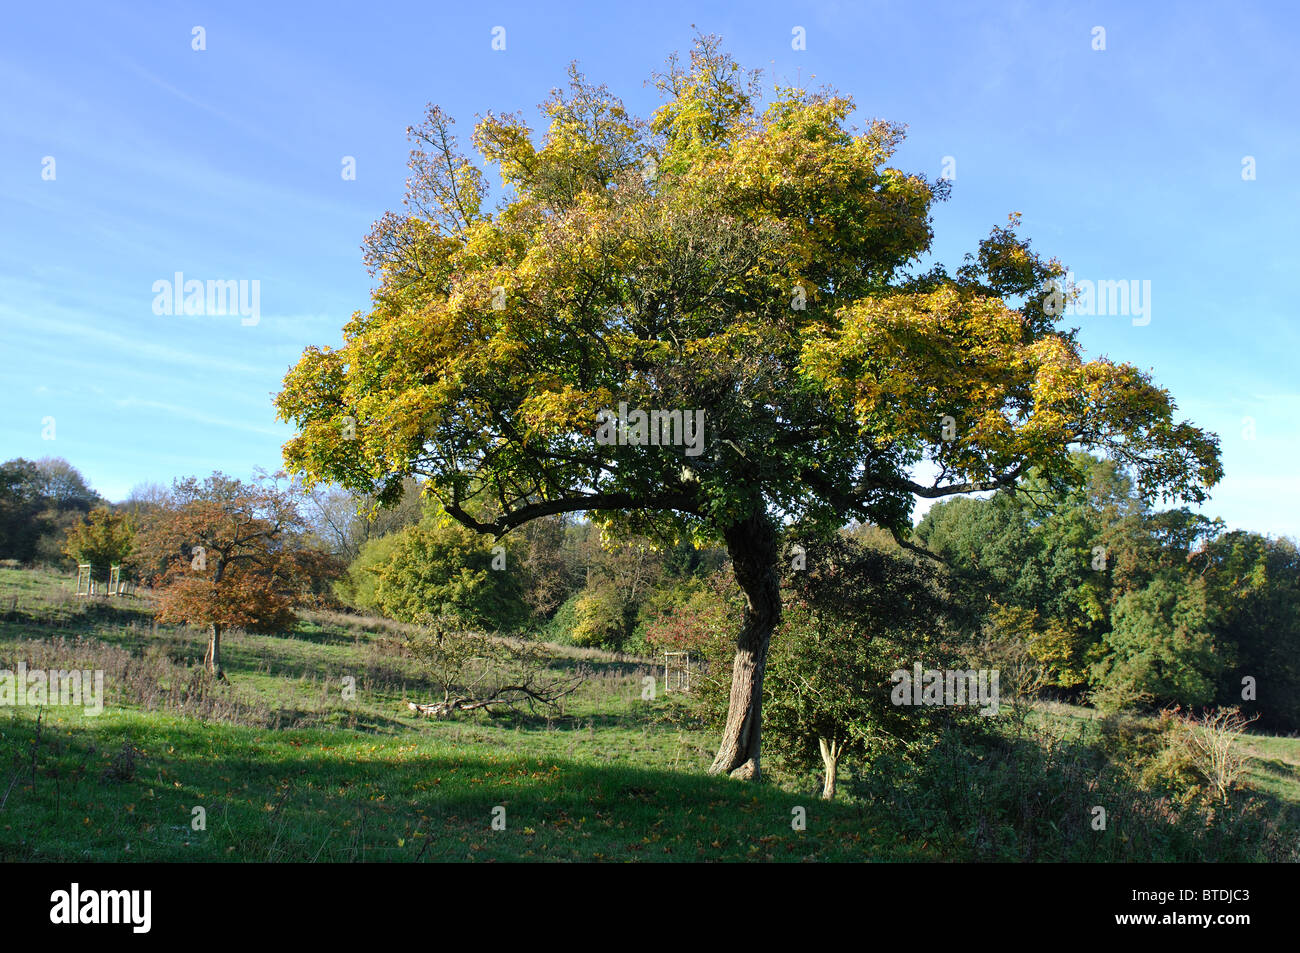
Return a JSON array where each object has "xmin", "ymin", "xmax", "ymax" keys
[
  {"xmin": 485, "ymin": 705, "xmax": 686, "ymax": 734},
  {"xmin": 0, "ymin": 599, "xmax": 153, "ymax": 639},
  {"xmin": 0, "ymin": 711, "xmax": 904, "ymax": 863},
  {"xmin": 544, "ymin": 655, "xmax": 657, "ymax": 679},
  {"xmin": 283, "ymin": 622, "xmax": 371, "ymax": 648}
]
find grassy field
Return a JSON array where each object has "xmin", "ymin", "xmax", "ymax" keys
[{"xmin": 1, "ymin": 566, "xmax": 1297, "ymax": 862}]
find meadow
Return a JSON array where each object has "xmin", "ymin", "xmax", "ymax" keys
[{"xmin": 2, "ymin": 566, "xmax": 1297, "ymax": 863}]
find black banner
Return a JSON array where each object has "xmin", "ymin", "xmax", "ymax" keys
[{"xmin": 4, "ymin": 861, "xmax": 1292, "ymax": 940}]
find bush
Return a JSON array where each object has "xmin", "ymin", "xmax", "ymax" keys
[
  {"xmin": 543, "ymin": 591, "xmax": 584, "ymax": 644},
  {"xmin": 1096, "ymin": 709, "xmax": 1201, "ymax": 797},
  {"xmin": 569, "ymin": 582, "xmax": 629, "ymax": 649},
  {"xmin": 339, "ymin": 515, "xmax": 527, "ymax": 632},
  {"xmin": 334, "ymin": 532, "xmax": 401, "ymax": 610},
  {"xmin": 385, "ymin": 616, "xmax": 584, "ymax": 717},
  {"xmin": 854, "ymin": 715, "xmax": 1292, "ymax": 861},
  {"xmin": 635, "ymin": 571, "xmax": 738, "ymax": 655}
]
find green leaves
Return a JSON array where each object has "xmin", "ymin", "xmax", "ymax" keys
[
  {"xmin": 349, "ymin": 509, "xmax": 527, "ymax": 632},
  {"xmin": 1094, "ymin": 571, "xmax": 1221, "ymax": 709},
  {"xmin": 63, "ymin": 507, "xmax": 134, "ymax": 579}
]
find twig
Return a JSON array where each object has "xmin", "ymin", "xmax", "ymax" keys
[{"xmin": 0, "ymin": 772, "xmax": 20, "ymax": 812}]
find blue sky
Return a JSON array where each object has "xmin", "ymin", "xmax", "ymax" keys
[{"xmin": 2, "ymin": 1, "xmax": 1297, "ymax": 537}]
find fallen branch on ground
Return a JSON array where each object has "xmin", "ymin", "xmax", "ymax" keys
[{"xmin": 408, "ymin": 674, "xmax": 583, "ymax": 718}]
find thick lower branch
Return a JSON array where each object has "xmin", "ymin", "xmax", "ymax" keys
[{"xmin": 442, "ymin": 490, "xmax": 699, "ymax": 538}]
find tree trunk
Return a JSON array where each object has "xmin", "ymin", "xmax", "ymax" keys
[
  {"xmin": 204, "ymin": 622, "xmax": 223, "ymax": 677},
  {"xmin": 819, "ymin": 737, "xmax": 841, "ymax": 801},
  {"xmin": 709, "ymin": 511, "xmax": 781, "ymax": 780}
]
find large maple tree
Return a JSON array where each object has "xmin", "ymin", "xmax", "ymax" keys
[{"xmin": 276, "ymin": 37, "xmax": 1220, "ymax": 778}]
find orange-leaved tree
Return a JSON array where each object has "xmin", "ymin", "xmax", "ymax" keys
[
  {"xmin": 134, "ymin": 472, "xmax": 306, "ymax": 676},
  {"xmin": 274, "ymin": 37, "xmax": 1221, "ymax": 779}
]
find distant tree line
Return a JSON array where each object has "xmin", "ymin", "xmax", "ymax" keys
[
  {"xmin": 916, "ymin": 453, "xmax": 1300, "ymax": 731},
  {"xmin": 0, "ymin": 457, "xmax": 105, "ymax": 564}
]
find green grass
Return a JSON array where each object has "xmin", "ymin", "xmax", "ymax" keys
[
  {"xmin": 0, "ymin": 567, "xmax": 911, "ymax": 861},
  {"xmin": 1, "ymin": 565, "xmax": 1298, "ymax": 862},
  {"xmin": 1238, "ymin": 733, "xmax": 1300, "ymax": 803},
  {"xmin": 0, "ymin": 707, "xmax": 915, "ymax": 862}
]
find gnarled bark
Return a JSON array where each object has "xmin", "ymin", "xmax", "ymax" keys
[{"xmin": 709, "ymin": 511, "xmax": 781, "ymax": 780}]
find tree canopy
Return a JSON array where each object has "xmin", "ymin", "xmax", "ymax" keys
[{"xmin": 0, "ymin": 457, "xmax": 104, "ymax": 564}]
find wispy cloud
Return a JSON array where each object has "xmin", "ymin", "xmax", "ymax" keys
[
  {"xmin": 0, "ymin": 309, "xmax": 273, "ymax": 377},
  {"xmin": 112, "ymin": 397, "xmax": 287, "ymax": 436}
]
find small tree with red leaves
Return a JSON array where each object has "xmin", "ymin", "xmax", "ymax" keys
[{"xmin": 135, "ymin": 472, "xmax": 307, "ymax": 677}]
